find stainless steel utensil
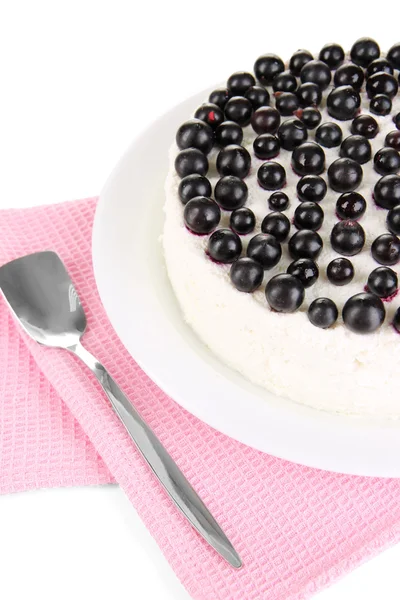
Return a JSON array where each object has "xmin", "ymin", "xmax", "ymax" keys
[{"xmin": 0, "ymin": 250, "xmax": 241, "ymax": 568}]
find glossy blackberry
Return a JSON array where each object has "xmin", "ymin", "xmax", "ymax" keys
[
  {"xmin": 227, "ymin": 71, "xmax": 256, "ymax": 95},
  {"xmin": 387, "ymin": 43, "xmax": 400, "ymax": 69},
  {"xmin": 328, "ymin": 158, "xmax": 363, "ymax": 193},
  {"xmin": 207, "ymin": 228, "xmax": 242, "ymax": 264},
  {"xmin": 194, "ymin": 103, "xmax": 224, "ymax": 129},
  {"xmin": 214, "ymin": 175, "xmax": 248, "ymax": 210},
  {"xmin": 251, "ymin": 107, "xmax": 281, "ymax": 135},
  {"xmin": 291, "ymin": 142, "xmax": 325, "ymax": 176},
  {"xmin": 385, "ymin": 130, "xmax": 400, "ymax": 151},
  {"xmin": 367, "ymin": 267, "xmax": 398, "ymax": 298},
  {"xmin": 333, "ymin": 63, "xmax": 364, "ymax": 91},
  {"xmin": 215, "ymin": 121, "xmax": 243, "ymax": 147},
  {"xmin": 342, "ymin": 293, "xmax": 385, "ymax": 334},
  {"xmin": 319, "ymin": 43, "xmax": 344, "ymax": 69},
  {"xmin": 289, "ymin": 49, "xmax": 313, "ymax": 76},
  {"xmin": 351, "ymin": 114, "xmax": 379, "ymax": 139},
  {"xmin": 374, "ymin": 148, "xmax": 400, "ymax": 176},
  {"xmin": 366, "ymin": 58, "xmax": 394, "ymax": 78},
  {"xmin": 268, "ymin": 191, "xmax": 289, "ymax": 211},
  {"xmin": 300, "ymin": 60, "xmax": 331, "ymax": 90},
  {"xmin": 257, "ymin": 161, "xmax": 286, "ymax": 190},
  {"xmin": 261, "ymin": 211, "xmax": 291, "ymax": 242},
  {"xmin": 176, "ymin": 119, "xmax": 214, "ymax": 154},
  {"xmin": 294, "ymin": 201, "xmax": 324, "ymax": 231},
  {"xmin": 327, "ymin": 258, "xmax": 354, "ymax": 286},
  {"xmin": 277, "ymin": 118, "xmax": 308, "ymax": 151},
  {"xmin": 178, "ymin": 174, "xmax": 212, "ymax": 205},
  {"xmin": 184, "ymin": 197, "xmax": 221, "ymax": 235},
  {"xmin": 386, "ymin": 206, "xmax": 400, "ymax": 236},
  {"xmin": 370, "ymin": 94, "xmax": 392, "ymax": 116},
  {"xmin": 275, "ymin": 92, "xmax": 299, "ymax": 116},
  {"xmin": 254, "ymin": 54, "xmax": 285, "ymax": 85},
  {"xmin": 253, "ymin": 134, "xmax": 280, "ymax": 160},
  {"xmin": 330, "ymin": 220, "xmax": 365, "ymax": 256},
  {"xmin": 327, "ymin": 85, "xmax": 361, "ymax": 121},
  {"xmin": 208, "ymin": 88, "xmax": 232, "ymax": 109},
  {"xmin": 247, "ymin": 233, "xmax": 282, "ymax": 269},
  {"xmin": 366, "ymin": 72, "xmax": 399, "ymax": 99},
  {"xmin": 371, "ymin": 233, "xmax": 400, "ymax": 266},
  {"xmin": 336, "ymin": 192, "xmax": 366, "ymax": 220},
  {"xmin": 374, "ymin": 175, "xmax": 400, "ymax": 209},
  {"xmin": 297, "ymin": 107, "xmax": 321, "ymax": 130},
  {"xmin": 308, "ymin": 298, "xmax": 338, "ymax": 329},
  {"xmin": 315, "ymin": 122, "xmax": 342, "ymax": 148},
  {"xmin": 287, "ymin": 258, "xmax": 319, "ymax": 288},
  {"xmin": 175, "ymin": 148, "xmax": 208, "ymax": 178},
  {"xmin": 265, "ymin": 274, "xmax": 305, "ymax": 313},
  {"xmin": 296, "ymin": 175, "xmax": 327, "ymax": 203},
  {"xmin": 350, "ymin": 37, "xmax": 380, "ymax": 68},
  {"xmin": 216, "ymin": 145, "xmax": 251, "ymax": 179},
  {"xmin": 224, "ymin": 96, "xmax": 253, "ymax": 127},
  {"xmin": 244, "ymin": 86, "xmax": 270, "ymax": 109},
  {"xmin": 273, "ymin": 71, "xmax": 297, "ymax": 93},
  {"xmin": 230, "ymin": 257, "xmax": 264, "ymax": 292},
  {"xmin": 296, "ymin": 82, "xmax": 322, "ymax": 107},
  {"xmin": 230, "ymin": 207, "xmax": 256, "ymax": 235},
  {"xmin": 288, "ymin": 229, "xmax": 323, "ymax": 260},
  {"xmin": 339, "ymin": 135, "xmax": 372, "ymax": 165}
]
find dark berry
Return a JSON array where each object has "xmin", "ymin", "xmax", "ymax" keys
[
  {"xmin": 333, "ymin": 63, "xmax": 364, "ymax": 91},
  {"xmin": 327, "ymin": 85, "xmax": 361, "ymax": 121},
  {"xmin": 176, "ymin": 119, "xmax": 214, "ymax": 154},
  {"xmin": 224, "ymin": 96, "xmax": 253, "ymax": 127},
  {"xmin": 374, "ymin": 147, "xmax": 400, "ymax": 175},
  {"xmin": 251, "ymin": 106, "xmax": 281, "ymax": 134},
  {"xmin": 300, "ymin": 60, "xmax": 331, "ymax": 90},
  {"xmin": 244, "ymin": 85, "xmax": 270, "ymax": 109},
  {"xmin": 319, "ymin": 43, "xmax": 344, "ymax": 69},
  {"xmin": 207, "ymin": 228, "xmax": 242, "ymax": 263},
  {"xmin": 374, "ymin": 174, "xmax": 400, "ymax": 209},
  {"xmin": 366, "ymin": 72, "xmax": 399, "ymax": 99},
  {"xmin": 289, "ymin": 49, "xmax": 313, "ymax": 76},
  {"xmin": 254, "ymin": 54, "xmax": 284, "ymax": 85},
  {"xmin": 387, "ymin": 43, "xmax": 400, "ymax": 69},
  {"xmin": 386, "ymin": 206, "xmax": 400, "ymax": 235},
  {"xmin": 253, "ymin": 134, "xmax": 280, "ymax": 159},
  {"xmin": 273, "ymin": 71, "xmax": 297, "ymax": 93},
  {"xmin": 275, "ymin": 92, "xmax": 299, "ymax": 116},
  {"xmin": 330, "ymin": 220, "xmax": 365, "ymax": 256},
  {"xmin": 350, "ymin": 37, "xmax": 380, "ymax": 68},
  {"xmin": 227, "ymin": 71, "xmax": 256, "ymax": 95},
  {"xmin": 394, "ymin": 307, "xmax": 400, "ymax": 332},
  {"xmin": 294, "ymin": 201, "xmax": 324, "ymax": 231},
  {"xmin": 215, "ymin": 121, "xmax": 243, "ymax": 147},
  {"xmin": 339, "ymin": 135, "xmax": 372, "ymax": 165},
  {"xmin": 178, "ymin": 174, "xmax": 212, "ymax": 204},
  {"xmin": 308, "ymin": 298, "xmax": 338, "ymax": 329},
  {"xmin": 277, "ymin": 118, "xmax": 308, "ymax": 151},
  {"xmin": 257, "ymin": 161, "xmax": 286, "ymax": 190},
  {"xmin": 287, "ymin": 258, "xmax": 319, "ymax": 288},
  {"xmin": 230, "ymin": 257, "xmax": 264, "ymax": 292},
  {"xmin": 288, "ymin": 229, "xmax": 323, "ymax": 260},
  {"xmin": 268, "ymin": 191, "xmax": 289, "ymax": 211},
  {"xmin": 230, "ymin": 207, "xmax": 256, "ymax": 235},
  {"xmin": 184, "ymin": 197, "xmax": 220, "ymax": 234},
  {"xmin": 394, "ymin": 113, "xmax": 400, "ymax": 130},
  {"xmin": 261, "ymin": 211, "xmax": 290, "ymax": 242},
  {"xmin": 327, "ymin": 257, "xmax": 354, "ymax": 286},
  {"xmin": 386, "ymin": 130, "xmax": 400, "ymax": 151},
  {"xmin": 209, "ymin": 88, "xmax": 232, "ymax": 109},
  {"xmin": 175, "ymin": 148, "xmax": 208, "ymax": 178},
  {"xmin": 342, "ymin": 293, "xmax": 385, "ymax": 334},
  {"xmin": 216, "ymin": 145, "xmax": 251, "ymax": 179},
  {"xmin": 296, "ymin": 107, "xmax": 321, "ymax": 129},
  {"xmin": 370, "ymin": 94, "xmax": 392, "ymax": 116},
  {"xmin": 296, "ymin": 174, "xmax": 327, "ymax": 202},
  {"xmin": 247, "ymin": 233, "xmax": 282, "ymax": 269},
  {"xmin": 336, "ymin": 192, "xmax": 366, "ymax": 220},
  {"xmin": 296, "ymin": 82, "xmax": 322, "ymax": 107},
  {"xmin": 315, "ymin": 122, "xmax": 343, "ymax": 148},
  {"xmin": 371, "ymin": 233, "xmax": 400, "ymax": 266},
  {"xmin": 366, "ymin": 58, "xmax": 394, "ymax": 78},
  {"xmin": 214, "ymin": 175, "xmax": 248, "ymax": 210},
  {"xmin": 194, "ymin": 103, "xmax": 224, "ymax": 129},
  {"xmin": 367, "ymin": 267, "xmax": 398, "ymax": 298},
  {"xmin": 291, "ymin": 142, "xmax": 325, "ymax": 176},
  {"xmin": 328, "ymin": 158, "xmax": 363, "ymax": 193},
  {"xmin": 265, "ymin": 274, "xmax": 305, "ymax": 313},
  {"xmin": 351, "ymin": 114, "xmax": 379, "ymax": 139}
]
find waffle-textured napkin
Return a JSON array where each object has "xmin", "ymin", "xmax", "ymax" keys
[{"xmin": 1, "ymin": 198, "xmax": 400, "ymax": 600}]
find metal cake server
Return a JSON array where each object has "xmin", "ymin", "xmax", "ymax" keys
[{"xmin": 0, "ymin": 250, "xmax": 241, "ymax": 568}]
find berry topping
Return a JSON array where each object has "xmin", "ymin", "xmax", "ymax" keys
[
  {"xmin": 287, "ymin": 258, "xmax": 319, "ymax": 288},
  {"xmin": 247, "ymin": 233, "xmax": 282, "ymax": 269},
  {"xmin": 184, "ymin": 197, "xmax": 221, "ymax": 235},
  {"xmin": 300, "ymin": 60, "xmax": 332, "ymax": 90},
  {"xmin": 230, "ymin": 207, "xmax": 256, "ymax": 235},
  {"xmin": 318, "ymin": 43, "xmax": 345, "ymax": 69},
  {"xmin": 215, "ymin": 121, "xmax": 243, "ymax": 147},
  {"xmin": 393, "ymin": 307, "xmax": 400, "ymax": 332},
  {"xmin": 230, "ymin": 257, "xmax": 264, "ymax": 293},
  {"xmin": 296, "ymin": 107, "xmax": 322, "ymax": 129},
  {"xmin": 175, "ymin": 148, "xmax": 208, "ymax": 178},
  {"xmin": 333, "ymin": 63, "xmax": 364, "ymax": 91},
  {"xmin": 374, "ymin": 147, "xmax": 400, "ymax": 176},
  {"xmin": 178, "ymin": 174, "xmax": 212, "ymax": 205},
  {"xmin": 327, "ymin": 257, "xmax": 354, "ymax": 286},
  {"xmin": 296, "ymin": 174, "xmax": 327, "ymax": 202},
  {"xmin": 370, "ymin": 94, "xmax": 392, "ymax": 116},
  {"xmin": 288, "ymin": 229, "xmax": 323, "ymax": 260},
  {"xmin": 294, "ymin": 201, "xmax": 324, "ymax": 231},
  {"xmin": 291, "ymin": 142, "xmax": 325, "ymax": 176},
  {"xmin": 387, "ymin": 43, "xmax": 400, "ymax": 69},
  {"xmin": 209, "ymin": 88, "xmax": 232, "ymax": 109},
  {"xmin": 330, "ymin": 220, "xmax": 365, "ymax": 256},
  {"xmin": 385, "ymin": 130, "xmax": 400, "ymax": 151},
  {"xmin": 289, "ymin": 50, "xmax": 313, "ymax": 76},
  {"xmin": 194, "ymin": 103, "xmax": 225, "ymax": 129},
  {"xmin": 394, "ymin": 113, "xmax": 400, "ymax": 130},
  {"xmin": 386, "ymin": 206, "xmax": 400, "ymax": 235},
  {"xmin": 244, "ymin": 85, "xmax": 270, "ymax": 109},
  {"xmin": 268, "ymin": 191, "xmax": 289, "ymax": 211},
  {"xmin": 265, "ymin": 274, "xmax": 305, "ymax": 313},
  {"xmin": 308, "ymin": 298, "xmax": 338, "ymax": 329},
  {"xmin": 224, "ymin": 96, "xmax": 253, "ymax": 126},
  {"xmin": 217, "ymin": 144, "xmax": 251, "ymax": 179},
  {"xmin": 261, "ymin": 211, "xmax": 291, "ymax": 242},
  {"xmin": 176, "ymin": 119, "xmax": 214, "ymax": 154},
  {"xmin": 214, "ymin": 175, "xmax": 248, "ymax": 210},
  {"xmin": 273, "ymin": 71, "xmax": 297, "ymax": 93},
  {"xmin": 254, "ymin": 54, "xmax": 285, "ymax": 85},
  {"xmin": 342, "ymin": 292, "xmax": 385, "ymax": 334},
  {"xmin": 371, "ymin": 233, "xmax": 400, "ymax": 265},
  {"xmin": 351, "ymin": 114, "xmax": 379, "ymax": 139},
  {"xmin": 328, "ymin": 158, "xmax": 363, "ymax": 193},
  {"xmin": 350, "ymin": 37, "xmax": 380, "ymax": 68},
  {"xmin": 374, "ymin": 174, "xmax": 400, "ymax": 209},
  {"xmin": 253, "ymin": 134, "xmax": 280, "ymax": 159},
  {"xmin": 327, "ymin": 85, "xmax": 361, "ymax": 121},
  {"xmin": 366, "ymin": 58, "xmax": 394, "ymax": 78},
  {"xmin": 336, "ymin": 192, "xmax": 366, "ymax": 220},
  {"xmin": 296, "ymin": 82, "xmax": 322, "ymax": 107},
  {"xmin": 207, "ymin": 228, "xmax": 242, "ymax": 263},
  {"xmin": 227, "ymin": 71, "xmax": 256, "ymax": 95},
  {"xmin": 251, "ymin": 106, "xmax": 281, "ymax": 134},
  {"xmin": 339, "ymin": 135, "xmax": 372, "ymax": 165},
  {"xmin": 366, "ymin": 72, "xmax": 399, "ymax": 99},
  {"xmin": 275, "ymin": 92, "xmax": 299, "ymax": 116},
  {"xmin": 368, "ymin": 267, "xmax": 398, "ymax": 298},
  {"xmin": 315, "ymin": 122, "xmax": 343, "ymax": 148},
  {"xmin": 277, "ymin": 118, "xmax": 308, "ymax": 151},
  {"xmin": 257, "ymin": 161, "xmax": 286, "ymax": 190}
]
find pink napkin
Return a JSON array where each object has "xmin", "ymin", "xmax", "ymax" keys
[{"xmin": 2, "ymin": 198, "xmax": 400, "ymax": 600}]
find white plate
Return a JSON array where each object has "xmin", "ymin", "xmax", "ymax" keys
[{"xmin": 93, "ymin": 88, "xmax": 400, "ymax": 478}]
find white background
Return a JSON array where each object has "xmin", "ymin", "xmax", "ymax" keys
[{"xmin": 1, "ymin": 1, "xmax": 400, "ymax": 598}]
